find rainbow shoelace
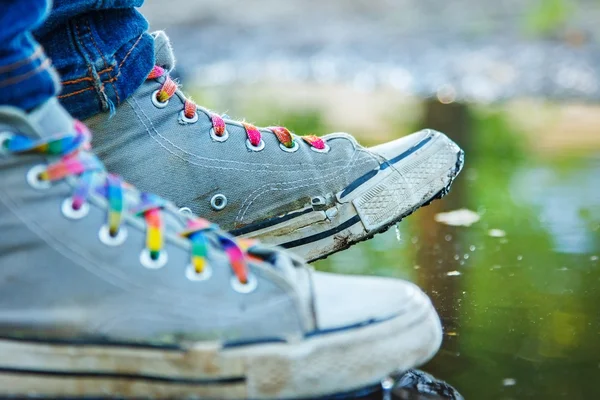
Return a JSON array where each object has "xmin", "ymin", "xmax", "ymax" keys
[
  {"xmin": 148, "ymin": 66, "xmax": 327, "ymax": 150},
  {"xmin": 4, "ymin": 121, "xmax": 257, "ymax": 284}
]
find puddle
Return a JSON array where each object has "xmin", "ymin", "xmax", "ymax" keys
[{"xmin": 314, "ymin": 132, "xmax": 600, "ymax": 398}]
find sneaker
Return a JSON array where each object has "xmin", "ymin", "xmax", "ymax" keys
[
  {"xmin": 0, "ymin": 99, "xmax": 442, "ymax": 399},
  {"xmin": 86, "ymin": 32, "xmax": 464, "ymax": 262}
]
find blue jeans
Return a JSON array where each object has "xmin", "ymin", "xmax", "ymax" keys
[{"xmin": 0, "ymin": 0, "xmax": 154, "ymax": 120}]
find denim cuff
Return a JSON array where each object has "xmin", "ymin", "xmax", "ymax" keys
[
  {"xmin": 37, "ymin": 8, "xmax": 155, "ymax": 120},
  {"xmin": 0, "ymin": 34, "xmax": 60, "ymax": 111}
]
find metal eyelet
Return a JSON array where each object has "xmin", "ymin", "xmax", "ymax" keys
[
  {"xmin": 178, "ymin": 207, "xmax": 194, "ymax": 217},
  {"xmin": 178, "ymin": 110, "xmax": 199, "ymax": 124},
  {"xmin": 246, "ymin": 139, "xmax": 265, "ymax": 152},
  {"xmin": 185, "ymin": 264, "xmax": 213, "ymax": 281},
  {"xmin": 279, "ymin": 140, "xmax": 299, "ymax": 153},
  {"xmin": 61, "ymin": 197, "xmax": 90, "ymax": 220},
  {"xmin": 140, "ymin": 249, "xmax": 168, "ymax": 269},
  {"xmin": 210, "ymin": 194, "xmax": 227, "ymax": 211},
  {"xmin": 230, "ymin": 274, "xmax": 258, "ymax": 294},
  {"xmin": 98, "ymin": 225, "xmax": 128, "ymax": 246},
  {"xmin": 310, "ymin": 143, "xmax": 331, "ymax": 154},
  {"xmin": 0, "ymin": 132, "xmax": 14, "ymax": 155},
  {"xmin": 26, "ymin": 165, "xmax": 51, "ymax": 190},
  {"xmin": 210, "ymin": 127, "xmax": 230, "ymax": 142},
  {"xmin": 151, "ymin": 90, "xmax": 169, "ymax": 108}
]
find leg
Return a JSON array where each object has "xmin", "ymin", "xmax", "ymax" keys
[
  {"xmin": 0, "ymin": 0, "xmax": 59, "ymax": 110},
  {"xmin": 34, "ymin": 0, "xmax": 154, "ymax": 119}
]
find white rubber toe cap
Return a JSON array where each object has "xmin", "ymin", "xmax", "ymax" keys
[
  {"xmin": 369, "ymin": 129, "xmax": 437, "ymax": 161},
  {"xmin": 311, "ymin": 271, "xmax": 436, "ymax": 330}
]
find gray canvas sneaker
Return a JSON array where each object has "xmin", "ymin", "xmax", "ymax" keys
[
  {"xmin": 0, "ymin": 99, "xmax": 442, "ymax": 399},
  {"xmin": 86, "ymin": 32, "xmax": 464, "ymax": 262}
]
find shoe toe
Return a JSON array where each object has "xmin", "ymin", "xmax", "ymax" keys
[
  {"xmin": 369, "ymin": 129, "xmax": 438, "ymax": 161},
  {"xmin": 369, "ymin": 129, "xmax": 462, "ymax": 198},
  {"xmin": 310, "ymin": 271, "xmax": 435, "ymax": 330}
]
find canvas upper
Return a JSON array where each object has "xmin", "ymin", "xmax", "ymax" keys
[{"xmin": 85, "ymin": 32, "xmax": 386, "ymax": 232}]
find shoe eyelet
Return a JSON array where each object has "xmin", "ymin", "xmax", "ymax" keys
[
  {"xmin": 26, "ymin": 165, "xmax": 51, "ymax": 190},
  {"xmin": 185, "ymin": 264, "xmax": 213, "ymax": 281},
  {"xmin": 151, "ymin": 90, "xmax": 169, "ymax": 108},
  {"xmin": 279, "ymin": 140, "xmax": 299, "ymax": 153},
  {"xmin": 61, "ymin": 197, "xmax": 90, "ymax": 220},
  {"xmin": 140, "ymin": 248, "xmax": 168, "ymax": 269},
  {"xmin": 99, "ymin": 224, "xmax": 128, "ymax": 246},
  {"xmin": 230, "ymin": 273, "xmax": 258, "ymax": 294},
  {"xmin": 178, "ymin": 110, "xmax": 199, "ymax": 124},
  {"xmin": 246, "ymin": 139, "xmax": 265, "ymax": 152},
  {"xmin": 210, "ymin": 194, "xmax": 227, "ymax": 211},
  {"xmin": 210, "ymin": 127, "xmax": 230, "ymax": 142},
  {"xmin": 310, "ymin": 143, "xmax": 331, "ymax": 154},
  {"xmin": 0, "ymin": 132, "xmax": 15, "ymax": 155},
  {"xmin": 178, "ymin": 207, "xmax": 194, "ymax": 217}
]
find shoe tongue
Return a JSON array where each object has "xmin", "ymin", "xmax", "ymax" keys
[
  {"xmin": 3, "ymin": 98, "xmax": 75, "ymax": 139},
  {"xmin": 152, "ymin": 31, "xmax": 176, "ymax": 72},
  {"xmin": 31, "ymin": 98, "xmax": 75, "ymax": 137}
]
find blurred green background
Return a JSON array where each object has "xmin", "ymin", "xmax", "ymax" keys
[{"xmin": 143, "ymin": 0, "xmax": 600, "ymax": 398}]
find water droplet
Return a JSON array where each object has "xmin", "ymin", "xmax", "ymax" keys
[
  {"xmin": 381, "ymin": 377, "xmax": 394, "ymax": 391},
  {"xmin": 445, "ymin": 234, "xmax": 453, "ymax": 242},
  {"xmin": 503, "ymin": 378, "xmax": 517, "ymax": 386},
  {"xmin": 464, "ymin": 254, "xmax": 470, "ymax": 260},
  {"xmin": 411, "ymin": 236, "xmax": 419, "ymax": 244},
  {"xmin": 414, "ymin": 265, "xmax": 420, "ymax": 269},
  {"xmin": 454, "ymin": 254, "xmax": 460, "ymax": 260},
  {"xmin": 591, "ymin": 255, "xmax": 599, "ymax": 261},
  {"xmin": 469, "ymin": 245, "xmax": 476, "ymax": 251},
  {"xmin": 395, "ymin": 224, "xmax": 402, "ymax": 242},
  {"xmin": 517, "ymin": 255, "xmax": 523, "ymax": 261},
  {"xmin": 447, "ymin": 270, "xmax": 461, "ymax": 276}
]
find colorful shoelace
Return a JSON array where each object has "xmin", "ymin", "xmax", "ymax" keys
[
  {"xmin": 148, "ymin": 66, "xmax": 327, "ymax": 150},
  {"xmin": 4, "ymin": 121, "xmax": 256, "ymax": 284}
]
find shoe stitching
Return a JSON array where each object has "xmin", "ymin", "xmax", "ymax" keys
[
  {"xmin": 130, "ymin": 95, "xmax": 372, "ymax": 171},
  {"xmin": 235, "ymin": 152, "xmax": 369, "ymax": 224}
]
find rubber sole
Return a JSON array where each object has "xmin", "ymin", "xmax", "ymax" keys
[
  {"xmin": 0, "ymin": 287, "xmax": 441, "ymax": 399},
  {"xmin": 241, "ymin": 135, "xmax": 464, "ymax": 263}
]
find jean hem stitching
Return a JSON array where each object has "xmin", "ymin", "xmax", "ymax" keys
[
  {"xmin": 0, "ymin": 46, "xmax": 44, "ymax": 74},
  {"xmin": 0, "ymin": 58, "xmax": 52, "ymax": 89}
]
